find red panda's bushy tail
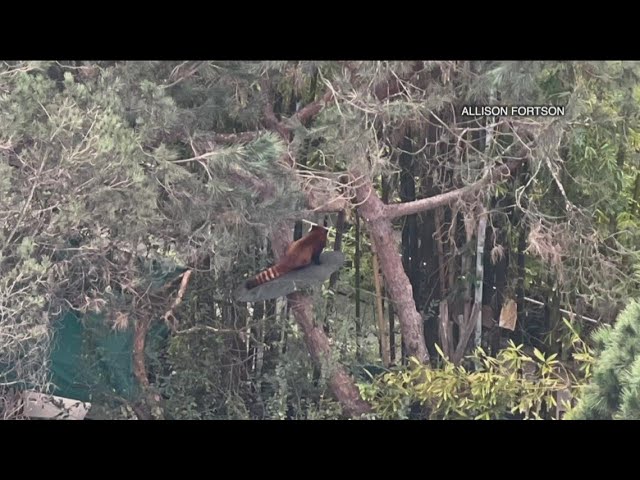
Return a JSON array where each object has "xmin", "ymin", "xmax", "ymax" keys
[{"xmin": 244, "ymin": 264, "xmax": 286, "ymax": 290}]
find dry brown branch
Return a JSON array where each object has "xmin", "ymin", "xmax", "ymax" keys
[
  {"xmin": 4, "ymin": 150, "xmax": 49, "ymax": 248},
  {"xmin": 163, "ymin": 270, "xmax": 193, "ymax": 329},
  {"xmin": 295, "ymin": 89, "xmax": 334, "ymax": 125}
]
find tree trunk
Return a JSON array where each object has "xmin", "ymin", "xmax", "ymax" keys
[
  {"xmin": 492, "ymin": 217, "xmax": 509, "ymax": 355},
  {"xmin": 452, "ymin": 209, "xmax": 487, "ymax": 364},
  {"xmin": 133, "ymin": 314, "xmax": 164, "ymax": 420},
  {"xmin": 516, "ymin": 221, "xmax": 527, "ymax": 345},
  {"xmin": 381, "ymin": 175, "xmax": 396, "ymax": 364},
  {"xmin": 473, "ymin": 212, "xmax": 488, "ymax": 348},
  {"xmin": 354, "ymin": 209, "xmax": 362, "ymax": 361},
  {"xmin": 632, "ymin": 172, "xmax": 640, "ymax": 215},
  {"xmin": 350, "ymin": 169, "xmax": 429, "ymax": 364},
  {"xmin": 269, "ymin": 222, "xmax": 371, "ymax": 417},
  {"xmin": 388, "ymin": 298, "xmax": 396, "ymax": 365},
  {"xmin": 329, "ymin": 209, "xmax": 346, "ymax": 288},
  {"xmin": 287, "ymin": 292, "xmax": 372, "ymax": 416}
]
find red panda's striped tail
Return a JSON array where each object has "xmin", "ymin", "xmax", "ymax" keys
[{"xmin": 245, "ymin": 264, "xmax": 286, "ymax": 290}]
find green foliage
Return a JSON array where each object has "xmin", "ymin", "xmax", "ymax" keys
[
  {"xmin": 568, "ymin": 300, "xmax": 640, "ymax": 419},
  {"xmin": 2, "ymin": 59, "xmax": 640, "ymax": 420},
  {"xmin": 156, "ymin": 305, "xmax": 344, "ymax": 420},
  {"xmin": 359, "ymin": 342, "xmax": 584, "ymax": 420}
]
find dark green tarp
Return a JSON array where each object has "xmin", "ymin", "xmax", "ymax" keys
[{"xmin": 49, "ymin": 311, "xmax": 168, "ymax": 403}]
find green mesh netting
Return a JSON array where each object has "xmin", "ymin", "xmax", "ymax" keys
[
  {"xmin": 48, "ymin": 263, "xmax": 183, "ymax": 403},
  {"xmin": 49, "ymin": 311, "xmax": 170, "ymax": 403}
]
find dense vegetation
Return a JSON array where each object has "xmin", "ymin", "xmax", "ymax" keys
[{"xmin": 1, "ymin": 61, "xmax": 639, "ymax": 419}]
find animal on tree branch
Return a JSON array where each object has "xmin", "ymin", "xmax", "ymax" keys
[{"xmin": 245, "ymin": 219, "xmax": 328, "ymax": 290}]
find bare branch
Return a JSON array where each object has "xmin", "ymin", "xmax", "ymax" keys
[
  {"xmin": 163, "ymin": 270, "xmax": 193, "ymax": 329},
  {"xmin": 383, "ymin": 161, "xmax": 521, "ymax": 220},
  {"xmin": 4, "ymin": 149, "xmax": 49, "ymax": 248}
]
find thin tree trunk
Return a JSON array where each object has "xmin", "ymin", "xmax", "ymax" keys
[
  {"xmin": 434, "ymin": 207, "xmax": 453, "ymax": 359},
  {"xmin": 252, "ymin": 299, "xmax": 265, "ymax": 375},
  {"xmin": 462, "ymin": 209, "xmax": 475, "ymax": 333},
  {"xmin": 329, "ymin": 209, "xmax": 345, "ymax": 288},
  {"xmin": 372, "ymin": 252, "xmax": 391, "ymax": 366},
  {"xmin": 632, "ymin": 172, "xmax": 640, "ymax": 215},
  {"xmin": 548, "ymin": 280, "xmax": 561, "ymax": 355},
  {"xmin": 323, "ymin": 208, "xmax": 346, "ymax": 335},
  {"xmin": 388, "ymin": 298, "xmax": 396, "ymax": 364},
  {"xmin": 474, "ymin": 212, "xmax": 487, "ymax": 348},
  {"xmin": 516, "ymin": 224, "xmax": 527, "ymax": 345},
  {"xmin": 492, "ymin": 218, "xmax": 509, "ymax": 355},
  {"xmin": 420, "ymin": 212, "xmax": 439, "ymax": 359},
  {"xmin": 452, "ymin": 208, "xmax": 487, "ymax": 364},
  {"xmin": 609, "ymin": 140, "xmax": 626, "ymax": 237},
  {"xmin": 354, "ymin": 209, "xmax": 362, "ymax": 361},
  {"xmin": 381, "ymin": 175, "xmax": 396, "ymax": 364}
]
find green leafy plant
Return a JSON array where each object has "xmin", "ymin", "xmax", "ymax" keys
[{"xmin": 359, "ymin": 341, "xmax": 588, "ymax": 420}]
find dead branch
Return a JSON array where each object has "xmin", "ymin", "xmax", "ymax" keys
[{"xmin": 163, "ymin": 269, "xmax": 193, "ymax": 329}]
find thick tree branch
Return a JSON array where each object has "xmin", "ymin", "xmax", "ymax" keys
[
  {"xmin": 382, "ymin": 161, "xmax": 521, "ymax": 220},
  {"xmin": 350, "ymin": 168, "xmax": 430, "ymax": 364},
  {"xmin": 296, "ymin": 90, "xmax": 334, "ymax": 125},
  {"xmin": 268, "ymin": 222, "xmax": 371, "ymax": 417}
]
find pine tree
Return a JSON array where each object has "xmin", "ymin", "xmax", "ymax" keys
[{"xmin": 568, "ymin": 300, "xmax": 640, "ymax": 419}]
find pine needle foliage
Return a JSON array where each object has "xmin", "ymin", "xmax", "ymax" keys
[{"xmin": 568, "ymin": 300, "xmax": 640, "ymax": 419}]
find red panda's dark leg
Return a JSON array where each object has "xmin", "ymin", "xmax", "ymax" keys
[{"xmin": 312, "ymin": 251, "xmax": 322, "ymax": 265}]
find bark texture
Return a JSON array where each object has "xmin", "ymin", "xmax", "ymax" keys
[{"xmin": 351, "ymin": 169, "xmax": 429, "ymax": 363}]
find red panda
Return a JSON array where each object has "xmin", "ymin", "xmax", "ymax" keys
[{"xmin": 245, "ymin": 222, "xmax": 328, "ymax": 290}]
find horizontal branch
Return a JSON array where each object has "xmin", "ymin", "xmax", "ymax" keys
[
  {"xmin": 383, "ymin": 161, "xmax": 520, "ymax": 220},
  {"xmin": 296, "ymin": 90, "xmax": 333, "ymax": 125}
]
